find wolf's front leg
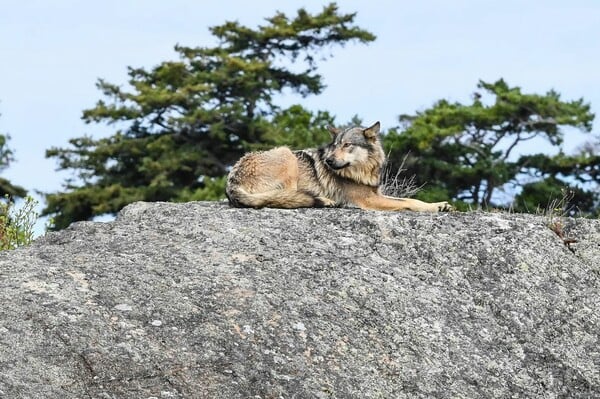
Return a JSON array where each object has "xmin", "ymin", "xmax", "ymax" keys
[
  {"xmin": 357, "ymin": 194, "xmax": 453, "ymax": 212},
  {"xmin": 386, "ymin": 196, "xmax": 453, "ymax": 212}
]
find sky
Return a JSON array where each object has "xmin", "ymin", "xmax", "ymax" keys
[{"xmin": 1, "ymin": 0, "xmax": 599, "ymax": 234}]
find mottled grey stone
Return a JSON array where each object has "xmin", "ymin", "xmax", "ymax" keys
[{"xmin": 1, "ymin": 201, "xmax": 599, "ymax": 398}]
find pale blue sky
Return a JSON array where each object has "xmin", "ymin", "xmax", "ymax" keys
[{"xmin": 1, "ymin": 1, "xmax": 599, "ymax": 231}]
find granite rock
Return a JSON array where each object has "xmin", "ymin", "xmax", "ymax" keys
[{"xmin": 1, "ymin": 201, "xmax": 599, "ymax": 398}]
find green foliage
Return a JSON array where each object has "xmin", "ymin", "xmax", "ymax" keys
[
  {"xmin": 0, "ymin": 133, "xmax": 14, "ymax": 167},
  {"xmin": 0, "ymin": 124, "xmax": 27, "ymax": 198},
  {"xmin": 513, "ymin": 146, "xmax": 600, "ymax": 215},
  {"xmin": 520, "ymin": 147, "xmax": 600, "ymax": 187},
  {"xmin": 383, "ymin": 79, "xmax": 595, "ymax": 209},
  {"xmin": 0, "ymin": 195, "xmax": 38, "ymax": 250},
  {"xmin": 175, "ymin": 176, "xmax": 228, "ymax": 202},
  {"xmin": 513, "ymin": 177, "xmax": 596, "ymax": 216},
  {"xmin": 258, "ymin": 104, "xmax": 335, "ymax": 149},
  {"xmin": 44, "ymin": 3, "xmax": 375, "ymax": 230}
]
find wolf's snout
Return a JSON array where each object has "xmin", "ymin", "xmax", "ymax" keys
[{"xmin": 325, "ymin": 157, "xmax": 349, "ymax": 170}]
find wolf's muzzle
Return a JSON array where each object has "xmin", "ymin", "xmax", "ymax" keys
[{"xmin": 325, "ymin": 158, "xmax": 350, "ymax": 170}]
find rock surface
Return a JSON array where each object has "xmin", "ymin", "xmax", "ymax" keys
[{"xmin": 1, "ymin": 201, "xmax": 599, "ymax": 398}]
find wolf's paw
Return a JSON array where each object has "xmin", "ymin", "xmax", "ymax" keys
[
  {"xmin": 315, "ymin": 197, "xmax": 336, "ymax": 207},
  {"xmin": 434, "ymin": 201, "xmax": 454, "ymax": 212}
]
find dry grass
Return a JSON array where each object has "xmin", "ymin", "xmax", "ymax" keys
[
  {"xmin": 380, "ymin": 153, "xmax": 423, "ymax": 198},
  {"xmin": 539, "ymin": 189, "xmax": 578, "ymax": 253}
]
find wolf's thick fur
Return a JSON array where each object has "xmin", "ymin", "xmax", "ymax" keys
[{"xmin": 226, "ymin": 122, "xmax": 452, "ymax": 212}]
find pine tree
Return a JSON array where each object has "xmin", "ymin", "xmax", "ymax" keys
[{"xmin": 383, "ymin": 79, "xmax": 595, "ymax": 210}]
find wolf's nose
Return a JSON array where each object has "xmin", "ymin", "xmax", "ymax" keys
[{"xmin": 325, "ymin": 158, "xmax": 335, "ymax": 167}]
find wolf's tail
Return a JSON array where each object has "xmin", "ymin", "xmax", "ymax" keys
[{"xmin": 226, "ymin": 185, "xmax": 324, "ymax": 208}]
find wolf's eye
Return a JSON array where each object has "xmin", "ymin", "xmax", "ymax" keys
[{"xmin": 342, "ymin": 142, "xmax": 353, "ymax": 148}]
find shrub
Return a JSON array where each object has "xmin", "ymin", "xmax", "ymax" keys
[{"xmin": 0, "ymin": 195, "xmax": 38, "ymax": 250}]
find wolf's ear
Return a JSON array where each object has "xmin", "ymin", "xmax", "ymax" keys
[
  {"xmin": 327, "ymin": 125, "xmax": 341, "ymax": 138},
  {"xmin": 363, "ymin": 121, "xmax": 381, "ymax": 140}
]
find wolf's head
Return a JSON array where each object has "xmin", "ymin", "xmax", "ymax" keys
[
  {"xmin": 322, "ymin": 121, "xmax": 385, "ymax": 186},
  {"xmin": 324, "ymin": 121, "xmax": 384, "ymax": 170}
]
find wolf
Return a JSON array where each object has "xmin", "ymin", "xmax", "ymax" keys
[{"xmin": 226, "ymin": 121, "xmax": 452, "ymax": 212}]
